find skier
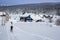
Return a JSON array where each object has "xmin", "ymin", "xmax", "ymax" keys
[
  {"xmin": 10, "ymin": 25, "xmax": 13, "ymax": 32},
  {"xmin": 10, "ymin": 22, "xmax": 13, "ymax": 32}
]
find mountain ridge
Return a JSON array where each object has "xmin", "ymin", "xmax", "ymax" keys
[{"xmin": 0, "ymin": 2, "xmax": 60, "ymax": 11}]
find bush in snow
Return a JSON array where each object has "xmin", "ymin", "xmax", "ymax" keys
[{"xmin": 55, "ymin": 18, "xmax": 60, "ymax": 26}]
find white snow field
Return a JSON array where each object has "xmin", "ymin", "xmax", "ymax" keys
[{"xmin": 0, "ymin": 14, "xmax": 60, "ymax": 40}]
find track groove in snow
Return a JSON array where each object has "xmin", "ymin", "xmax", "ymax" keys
[{"xmin": 13, "ymin": 25, "xmax": 54, "ymax": 40}]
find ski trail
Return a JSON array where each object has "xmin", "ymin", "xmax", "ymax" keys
[
  {"xmin": 6, "ymin": 24, "xmax": 18, "ymax": 40},
  {"xmin": 14, "ymin": 26, "xmax": 54, "ymax": 40},
  {"xmin": 5, "ymin": 22, "xmax": 54, "ymax": 40}
]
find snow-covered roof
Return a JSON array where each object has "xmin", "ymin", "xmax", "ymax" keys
[{"xmin": 0, "ymin": 12, "xmax": 6, "ymax": 15}]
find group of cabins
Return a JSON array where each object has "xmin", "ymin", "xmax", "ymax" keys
[
  {"xmin": 0, "ymin": 11, "xmax": 54, "ymax": 23},
  {"xmin": 20, "ymin": 13, "xmax": 53, "ymax": 22}
]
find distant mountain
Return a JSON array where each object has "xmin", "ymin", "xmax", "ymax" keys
[{"xmin": 0, "ymin": 2, "xmax": 60, "ymax": 12}]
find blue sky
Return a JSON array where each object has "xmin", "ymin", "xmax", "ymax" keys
[{"xmin": 0, "ymin": 0, "xmax": 60, "ymax": 5}]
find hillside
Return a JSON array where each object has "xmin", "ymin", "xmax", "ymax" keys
[{"xmin": 0, "ymin": 2, "xmax": 60, "ymax": 15}]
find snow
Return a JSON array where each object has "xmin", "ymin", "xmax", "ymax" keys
[
  {"xmin": 20, "ymin": 13, "xmax": 30, "ymax": 17},
  {"xmin": 0, "ymin": 22, "xmax": 59, "ymax": 40},
  {"xmin": 30, "ymin": 14, "xmax": 41, "ymax": 20},
  {"xmin": 0, "ymin": 12, "xmax": 6, "ymax": 15},
  {"xmin": 0, "ymin": 14, "xmax": 60, "ymax": 40}
]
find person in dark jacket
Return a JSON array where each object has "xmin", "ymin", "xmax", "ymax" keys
[
  {"xmin": 10, "ymin": 22, "xmax": 13, "ymax": 32},
  {"xmin": 10, "ymin": 25, "xmax": 13, "ymax": 32}
]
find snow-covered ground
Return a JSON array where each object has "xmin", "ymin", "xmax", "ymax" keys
[{"xmin": 0, "ymin": 14, "xmax": 60, "ymax": 40}]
